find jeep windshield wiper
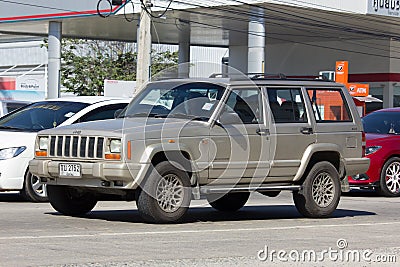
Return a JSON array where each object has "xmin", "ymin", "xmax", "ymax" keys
[
  {"xmin": 162, "ymin": 113, "xmax": 191, "ymax": 119},
  {"xmin": 125, "ymin": 112, "xmax": 161, "ymax": 118},
  {"xmin": 164, "ymin": 113, "xmax": 209, "ymax": 121}
]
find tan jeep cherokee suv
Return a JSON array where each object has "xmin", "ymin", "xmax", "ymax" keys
[{"xmin": 30, "ymin": 77, "xmax": 369, "ymax": 223}]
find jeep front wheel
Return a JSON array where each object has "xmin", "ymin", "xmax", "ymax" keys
[
  {"xmin": 206, "ymin": 192, "xmax": 249, "ymax": 212},
  {"xmin": 47, "ymin": 185, "xmax": 97, "ymax": 216},
  {"xmin": 136, "ymin": 161, "xmax": 191, "ymax": 223},
  {"xmin": 293, "ymin": 161, "xmax": 340, "ymax": 218}
]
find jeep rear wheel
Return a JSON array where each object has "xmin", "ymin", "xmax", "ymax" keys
[
  {"xmin": 206, "ymin": 192, "xmax": 249, "ymax": 212},
  {"xmin": 293, "ymin": 161, "xmax": 340, "ymax": 218},
  {"xmin": 47, "ymin": 185, "xmax": 97, "ymax": 216},
  {"xmin": 136, "ymin": 161, "xmax": 191, "ymax": 223}
]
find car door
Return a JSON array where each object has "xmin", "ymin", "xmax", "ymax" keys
[
  {"xmin": 265, "ymin": 87, "xmax": 316, "ymax": 181},
  {"xmin": 208, "ymin": 86, "xmax": 271, "ymax": 186}
]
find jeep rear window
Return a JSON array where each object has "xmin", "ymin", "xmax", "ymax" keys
[{"xmin": 307, "ymin": 89, "xmax": 352, "ymax": 122}]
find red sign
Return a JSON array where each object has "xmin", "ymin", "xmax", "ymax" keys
[
  {"xmin": 347, "ymin": 83, "xmax": 369, "ymax": 97},
  {"xmin": 335, "ymin": 61, "xmax": 348, "ymax": 85},
  {"xmin": 335, "ymin": 61, "xmax": 369, "ymax": 97},
  {"xmin": 0, "ymin": 77, "xmax": 16, "ymax": 90}
]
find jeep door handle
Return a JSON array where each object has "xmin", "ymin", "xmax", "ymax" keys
[
  {"xmin": 256, "ymin": 128, "xmax": 270, "ymax": 136},
  {"xmin": 300, "ymin": 127, "xmax": 313, "ymax": 135}
]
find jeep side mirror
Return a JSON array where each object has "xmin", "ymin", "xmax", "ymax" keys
[{"xmin": 218, "ymin": 112, "xmax": 242, "ymax": 125}]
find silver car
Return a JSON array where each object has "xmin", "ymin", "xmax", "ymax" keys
[{"xmin": 30, "ymin": 77, "xmax": 369, "ymax": 223}]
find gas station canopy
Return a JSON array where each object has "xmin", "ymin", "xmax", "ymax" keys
[{"xmin": 1, "ymin": 1, "xmax": 400, "ymax": 47}]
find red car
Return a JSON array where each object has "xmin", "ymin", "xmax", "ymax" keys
[{"xmin": 349, "ymin": 108, "xmax": 400, "ymax": 197}]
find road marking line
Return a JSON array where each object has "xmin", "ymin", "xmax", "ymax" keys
[{"xmin": 0, "ymin": 221, "xmax": 399, "ymax": 241}]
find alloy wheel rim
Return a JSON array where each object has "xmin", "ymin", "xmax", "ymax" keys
[
  {"xmin": 156, "ymin": 174, "xmax": 184, "ymax": 213},
  {"xmin": 30, "ymin": 173, "xmax": 47, "ymax": 198},
  {"xmin": 385, "ymin": 161, "xmax": 400, "ymax": 194},
  {"xmin": 312, "ymin": 172, "xmax": 335, "ymax": 208}
]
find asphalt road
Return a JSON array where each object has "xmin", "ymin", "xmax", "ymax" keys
[{"xmin": 0, "ymin": 190, "xmax": 399, "ymax": 267}]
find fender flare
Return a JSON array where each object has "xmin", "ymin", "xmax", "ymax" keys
[{"xmin": 293, "ymin": 143, "xmax": 343, "ymax": 181}]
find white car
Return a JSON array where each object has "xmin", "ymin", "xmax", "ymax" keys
[{"xmin": 0, "ymin": 96, "xmax": 130, "ymax": 202}]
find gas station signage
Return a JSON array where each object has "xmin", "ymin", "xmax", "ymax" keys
[
  {"xmin": 335, "ymin": 61, "xmax": 369, "ymax": 97},
  {"xmin": 368, "ymin": 0, "xmax": 400, "ymax": 17}
]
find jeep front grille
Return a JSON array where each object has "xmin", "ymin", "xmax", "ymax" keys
[{"xmin": 48, "ymin": 135, "xmax": 104, "ymax": 159}]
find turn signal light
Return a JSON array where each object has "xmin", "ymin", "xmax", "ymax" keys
[
  {"xmin": 35, "ymin": 151, "xmax": 47, "ymax": 157},
  {"xmin": 127, "ymin": 141, "xmax": 131, "ymax": 160},
  {"xmin": 105, "ymin": 153, "xmax": 121, "ymax": 160}
]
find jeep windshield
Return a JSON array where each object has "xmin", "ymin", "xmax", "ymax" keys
[
  {"xmin": 0, "ymin": 101, "xmax": 89, "ymax": 132},
  {"xmin": 124, "ymin": 82, "xmax": 225, "ymax": 120}
]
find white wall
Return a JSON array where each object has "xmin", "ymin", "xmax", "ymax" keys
[
  {"xmin": 0, "ymin": 40, "xmax": 47, "ymax": 67},
  {"xmin": 266, "ymin": 39, "xmax": 390, "ymax": 75}
]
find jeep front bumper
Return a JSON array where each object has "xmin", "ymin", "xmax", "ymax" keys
[{"xmin": 29, "ymin": 159, "xmax": 147, "ymax": 190}]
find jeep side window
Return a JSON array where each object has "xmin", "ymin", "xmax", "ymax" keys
[
  {"xmin": 220, "ymin": 88, "xmax": 263, "ymax": 124},
  {"xmin": 307, "ymin": 88, "xmax": 352, "ymax": 122},
  {"xmin": 267, "ymin": 88, "xmax": 307, "ymax": 123}
]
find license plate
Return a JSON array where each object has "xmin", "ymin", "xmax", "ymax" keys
[{"xmin": 59, "ymin": 163, "xmax": 81, "ymax": 177}]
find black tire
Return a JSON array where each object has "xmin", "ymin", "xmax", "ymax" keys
[
  {"xmin": 207, "ymin": 192, "xmax": 249, "ymax": 212},
  {"xmin": 47, "ymin": 185, "xmax": 97, "ymax": 216},
  {"xmin": 293, "ymin": 161, "xmax": 341, "ymax": 218},
  {"xmin": 376, "ymin": 157, "xmax": 400, "ymax": 197},
  {"xmin": 21, "ymin": 170, "xmax": 48, "ymax": 202},
  {"xmin": 136, "ymin": 161, "xmax": 192, "ymax": 223}
]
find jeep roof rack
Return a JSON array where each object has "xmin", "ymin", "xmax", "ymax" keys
[
  {"xmin": 209, "ymin": 73, "xmax": 287, "ymax": 79},
  {"xmin": 209, "ymin": 72, "xmax": 334, "ymax": 82}
]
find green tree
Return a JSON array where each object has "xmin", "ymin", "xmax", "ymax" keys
[{"xmin": 58, "ymin": 39, "xmax": 178, "ymax": 96}]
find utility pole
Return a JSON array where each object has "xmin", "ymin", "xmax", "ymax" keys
[{"xmin": 135, "ymin": 0, "xmax": 152, "ymax": 93}]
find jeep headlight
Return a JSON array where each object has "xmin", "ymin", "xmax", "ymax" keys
[
  {"xmin": 39, "ymin": 136, "xmax": 49, "ymax": 150},
  {"xmin": 110, "ymin": 139, "xmax": 122, "ymax": 153},
  {"xmin": 0, "ymin": 146, "xmax": 26, "ymax": 160},
  {"xmin": 105, "ymin": 139, "xmax": 122, "ymax": 160},
  {"xmin": 35, "ymin": 136, "xmax": 49, "ymax": 157}
]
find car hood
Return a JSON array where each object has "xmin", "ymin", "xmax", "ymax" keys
[{"xmin": 37, "ymin": 117, "xmax": 209, "ymax": 140}]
